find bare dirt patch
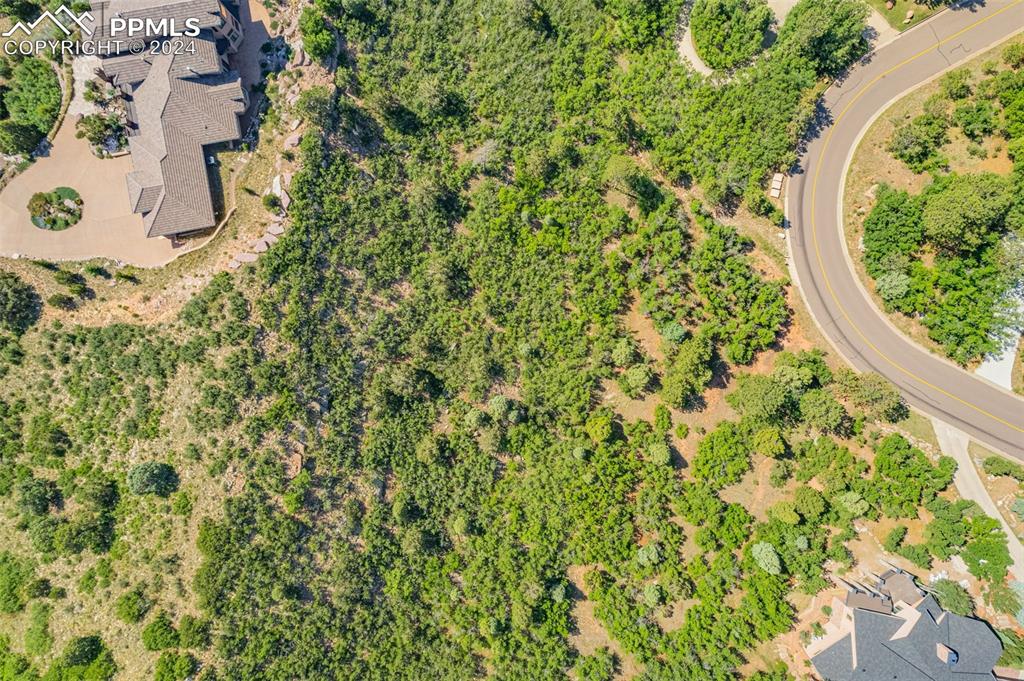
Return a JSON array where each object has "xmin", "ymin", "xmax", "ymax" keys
[
  {"xmin": 566, "ymin": 565, "xmax": 642, "ymax": 679},
  {"xmin": 624, "ymin": 297, "xmax": 666, "ymax": 364},
  {"xmin": 719, "ymin": 456, "xmax": 795, "ymax": 522}
]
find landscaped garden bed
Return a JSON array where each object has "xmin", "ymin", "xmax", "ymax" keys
[{"xmin": 28, "ymin": 186, "xmax": 82, "ymax": 231}]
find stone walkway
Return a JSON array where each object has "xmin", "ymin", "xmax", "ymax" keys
[
  {"xmin": 68, "ymin": 55, "xmax": 101, "ymax": 119},
  {"xmin": 227, "ymin": 164, "xmax": 295, "ymax": 269}
]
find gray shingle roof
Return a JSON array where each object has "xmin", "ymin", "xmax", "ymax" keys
[{"xmin": 811, "ymin": 590, "xmax": 1003, "ymax": 681}]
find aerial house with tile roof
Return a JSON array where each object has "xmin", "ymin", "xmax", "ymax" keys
[
  {"xmin": 806, "ymin": 567, "xmax": 1003, "ymax": 681},
  {"xmin": 86, "ymin": 0, "xmax": 246, "ymax": 238}
]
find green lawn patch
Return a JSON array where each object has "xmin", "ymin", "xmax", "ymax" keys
[{"xmin": 865, "ymin": 0, "xmax": 946, "ymax": 31}]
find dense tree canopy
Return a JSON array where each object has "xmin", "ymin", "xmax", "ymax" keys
[
  {"xmin": 1, "ymin": 2, "xmax": 1004, "ymax": 680},
  {"xmin": 865, "ymin": 55, "xmax": 1024, "ymax": 364},
  {"xmin": 0, "ymin": 271, "xmax": 39, "ymax": 335},
  {"xmin": 690, "ymin": 0, "xmax": 772, "ymax": 71}
]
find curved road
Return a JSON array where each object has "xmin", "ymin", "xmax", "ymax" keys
[{"xmin": 787, "ymin": 0, "xmax": 1024, "ymax": 460}]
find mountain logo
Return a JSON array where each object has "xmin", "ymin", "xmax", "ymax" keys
[{"xmin": 2, "ymin": 5, "xmax": 94, "ymax": 38}]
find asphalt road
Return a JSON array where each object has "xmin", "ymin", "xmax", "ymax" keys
[{"xmin": 787, "ymin": 0, "xmax": 1024, "ymax": 459}]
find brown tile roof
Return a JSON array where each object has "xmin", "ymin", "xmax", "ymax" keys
[
  {"xmin": 86, "ymin": 0, "xmax": 226, "ymax": 43},
  {"xmin": 881, "ymin": 571, "xmax": 925, "ymax": 607},
  {"xmin": 97, "ymin": 30, "xmax": 222, "ymax": 87},
  {"xmin": 124, "ymin": 50, "xmax": 244, "ymax": 236},
  {"xmin": 845, "ymin": 591, "xmax": 892, "ymax": 615}
]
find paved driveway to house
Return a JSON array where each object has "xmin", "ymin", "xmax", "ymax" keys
[
  {"xmin": 0, "ymin": 121, "xmax": 180, "ymax": 267},
  {"xmin": 234, "ymin": 0, "xmax": 273, "ymax": 92}
]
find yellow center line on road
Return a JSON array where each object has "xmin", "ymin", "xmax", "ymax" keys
[{"xmin": 810, "ymin": 0, "xmax": 1024, "ymax": 434}]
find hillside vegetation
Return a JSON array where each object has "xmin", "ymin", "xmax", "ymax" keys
[
  {"xmin": 3, "ymin": 1, "xmax": 1014, "ymax": 680},
  {"xmin": 864, "ymin": 48, "xmax": 1024, "ymax": 364}
]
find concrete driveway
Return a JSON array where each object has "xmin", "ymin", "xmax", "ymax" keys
[{"xmin": 0, "ymin": 121, "xmax": 180, "ymax": 267}]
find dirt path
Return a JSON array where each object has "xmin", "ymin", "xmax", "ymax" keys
[{"xmin": 675, "ymin": 0, "xmax": 713, "ymax": 77}]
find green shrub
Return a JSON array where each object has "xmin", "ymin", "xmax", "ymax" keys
[
  {"xmin": 4, "ymin": 58, "xmax": 60, "ymax": 134},
  {"xmin": 114, "ymin": 588, "xmax": 150, "ymax": 624},
  {"xmin": 574, "ymin": 646, "xmax": 616, "ymax": 681},
  {"xmin": 983, "ymin": 456, "xmax": 1024, "ymax": 482},
  {"xmin": 930, "ymin": 579, "xmax": 973, "ymax": 616},
  {"xmin": 1005, "ymin": 42, "xmax": 1024, "ymax": 69},
  {"xmin": 51, "ymin": 635, "xmax": 117, "ymax": 680},
  {"xmin": 647, "ymin": 441, "xmax": 671, "ymax": 466},
  {"xmin": 0, "ymin": 551, "xmax": 32, "ymax": 614},
  {"xmin": 0, "ymin": 119, "xmax": 39, "ymax": 155},
  {"xmin": 47, "ymin": 293, "xmax": 76, "ymax": 310},
  {"xmin": 888, "ymin": 113, "xmax": 948, "ymax": 171},
  {"xmin": 141, "ymin": 611, "xmax": 179, "ymax": 651},
  {"xmin": 298, "ymin": 7, "xmax": 335, "ymax": 61},
  {"xmin": 984, "ymin": 582, "xmax": 1022, "ymax": 616},
  {"xmin": 941, "ymin": 68, "xmax": 972, "ymax": 100},
  {"xmin": 154, "ymin": 651, "xmax": 197, "ymax": 681},
  {"xmin": 24, "ymin": 413, "xmax": 70, "ymax": 460},
  {"xmin": 63, "ymin": 636, "xmax": 101, "ymax": 666},
  {"xmin": 126, "ymin": 462, "xmax": 179, "ymax": 497},
  {"xmin": 882, "ymin": 525, "xmax": 907, "ymax": 553},
  {"xmin": 0, "ymin": 271, "xmax": 39, "ymax": 335},
  {"xmin": 177, "ymin": 615, "xmax": 211, "ymax": 649},
  {"xmin": 691, "ymin": 0, "xmax": 772, "ymax": 70},
  {"xmin": 24, "ymin": 601, "xmax": 52, "ymax": 657},
  {"xmin": 897, "ymin": 543, "xmax": 931, "ymax": 569},
  {"xmin": 262, "ymin": 193, "xmax": 281, "ymax": 211}
]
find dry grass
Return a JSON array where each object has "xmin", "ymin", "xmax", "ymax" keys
[
  {"xmin": 0, "ymin": 351, "xmax": 243, "ymax": 675},
  {"xmin": 0, "ymin": 86, "xmax": 298, "ymax": 678},
  {"xmin": 970, "ymin": 441, "xmax": 1024, "ymax": 540},
  {"xmin": 893, "ymin": 410, "xmax": 940, "ymax": 451}
]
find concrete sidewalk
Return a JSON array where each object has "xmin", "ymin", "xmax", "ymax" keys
[{"xmin": 932, "ymin": 417, "xmax": 1024, "ymax": 583}]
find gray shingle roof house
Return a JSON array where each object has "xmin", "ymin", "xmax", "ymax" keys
[
  {"xmin": 86, "ymin": 0, "xmax": 246, "ymax": 237},
  {"xmin": 807, "ymin": 568, "xmax": 1003, "ymax": 681}
]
